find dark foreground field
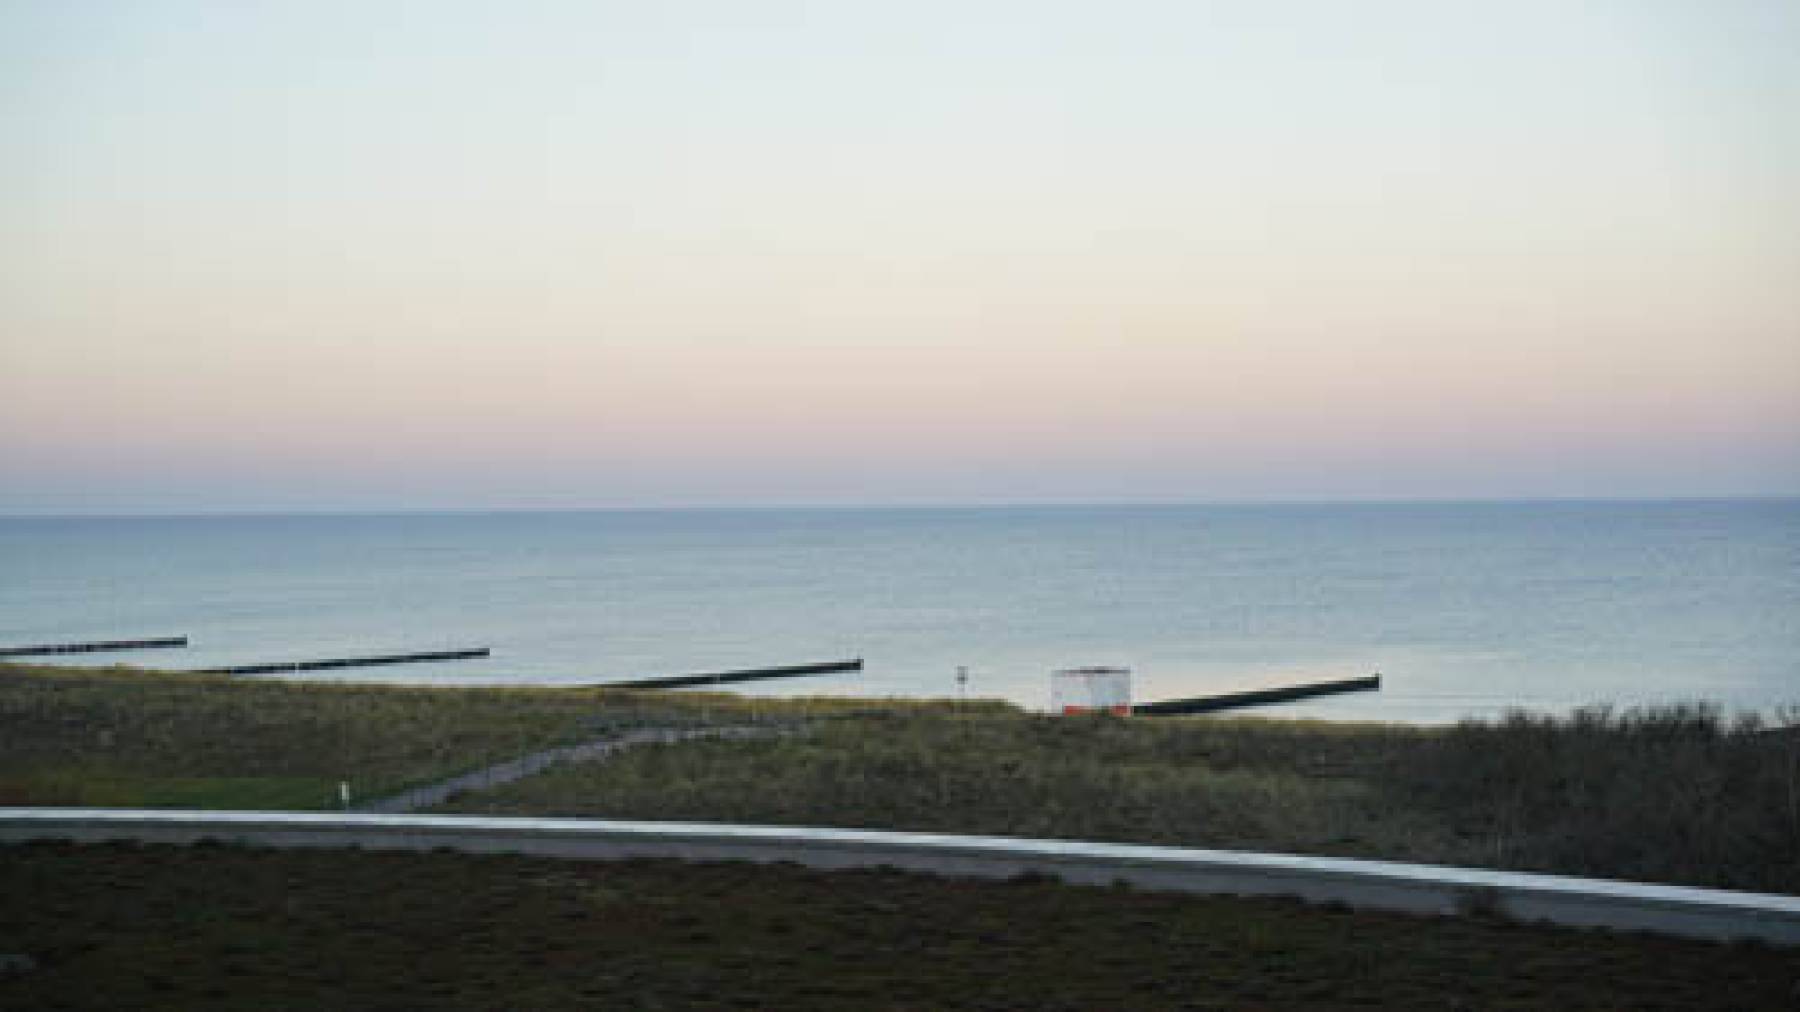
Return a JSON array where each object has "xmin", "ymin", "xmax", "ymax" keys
[{"xmin": 3, "ymin": 841, "xmax": 1795, "ymax": 1010}]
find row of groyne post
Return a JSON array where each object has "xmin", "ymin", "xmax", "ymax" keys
[
  {"xmin": 0, "ymin": 636, "xmax": 189, "ymax": 658},
  {"xmin": 0, "ymin": 636, "xmax": 1383, "ymax": 714},
  {"xmin": 0, "ymin": 636, "xmax": 495, "ymax": 676}
]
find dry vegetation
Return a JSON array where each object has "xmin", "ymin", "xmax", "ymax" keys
[
  {"xmin": 1396, "ymin": 705, "xmax": 1800, "ymax": 891},
  {"xmin": 3, "ymin": 841, "xmax": 1794, "ymax": 1009},
  {"xmin": 6, "ymin": 663, "xmax": 1798, "ymax": 893},
  {"xmin": 0, "ymin": 662, "xmax": 848, "ymax": 809},
  {"xmin": 443, "ymin": 704, "xmax": 1800, "ymax": 894}
]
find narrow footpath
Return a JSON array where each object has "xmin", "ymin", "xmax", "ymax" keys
[{"xmin": 357, "ymin": 725, "xmax": 785, "ymax": 814}]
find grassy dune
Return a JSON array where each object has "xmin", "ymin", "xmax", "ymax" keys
[
  {"xmin": 4, "ymin": 841, "xmax": 1795, "ymax": 1009},
  {"xmin": 0, "ymin": 662, "xmax": 863, "ymax": 809},
  {"xmin": 442, "ymin": 704, "xmax": 1800, "ymax": 894},
  {"xmin": 5, "ymin": 662, "xmax": 1797, "ymax": 892}
]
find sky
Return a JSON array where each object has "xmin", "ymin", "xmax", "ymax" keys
[{"xmin": 2, "ymin": 0, "xmax": 1796, "ymax": 512}]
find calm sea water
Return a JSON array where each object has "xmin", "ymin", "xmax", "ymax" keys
[{"xmin": 2, "ymin": 501, "xmax": 1795, "ymax": 722}]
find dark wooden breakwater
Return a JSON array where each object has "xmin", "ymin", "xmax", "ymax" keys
[
  {"xmin": 603, "ymin": 658, "xmax": 863, "ymax": 690},
  {"xmin": 0, "ymin": 636, "xmax": 189, "ymax": 658},
  {"xmin": 1133, "ymin": 674, "xmax": 1381, "ymax": 716},
  {"xmin": 195, "ymin": 648, "xmax": 491, "ymax": 676}
]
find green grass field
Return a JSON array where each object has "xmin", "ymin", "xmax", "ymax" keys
[{"xmin": 3, "ymin": 841, "xmax": 1794, "ymax": 1009}]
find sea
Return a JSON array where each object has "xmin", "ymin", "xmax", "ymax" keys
[{"xmin": 2, "ymin": 500, "xmax": 1795, "ymax": 723}]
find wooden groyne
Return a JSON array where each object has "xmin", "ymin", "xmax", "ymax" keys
[
  {"xmin": 195, "ymin": 648, "xmax": 490, "ymax": 676},
  {"xmin": 0, "ymin": 636, "xmax": 189, "ymax": 658},
  {"xmin": 1133, "ymin": 674, "xmax": 1381, "ymax": 716},
  {"xmin": 602, "ymin": 658, "xmax": 863, "ymax": 690}
]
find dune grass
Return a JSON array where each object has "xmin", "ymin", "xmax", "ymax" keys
[
  {"xmin": 442, "ymin": 703, "xmax": 1800, "ymax": 894},
  {"xmin": 446, "ymin": 709, "xmax": 1435, "ymax": 851},
  {"xmin": 7, "ymin": 662, "xmax": 1797, "ymax": 892},
  {"xmin": 0, "ymin": 662, "xmax": 884, "ymax": 809},
  {"xmin": 5, "ymin": 841, "xmax": 1795, "ymax": 1010},
  {"xmin": 1395, "ymin": 704, "xmax": 1800, "ymax": 891}
]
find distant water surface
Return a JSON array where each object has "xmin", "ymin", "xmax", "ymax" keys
[{"xmin": 2, "ymin": 501, "xmax": 1795, "ymax": 722}]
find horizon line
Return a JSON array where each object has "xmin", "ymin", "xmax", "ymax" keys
[{"xmin": 3, "ymin": 492, "xmax": 1797, "ymax": 521}]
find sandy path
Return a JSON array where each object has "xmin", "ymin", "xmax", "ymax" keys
[{"xmin": 357, "ymin": 725, "xmax": 784, "ymax": 813}]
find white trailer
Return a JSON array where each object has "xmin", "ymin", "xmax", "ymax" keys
[{"xmin": 1051, "ymin": 666, "xmax": 1132, "ymax": 716}]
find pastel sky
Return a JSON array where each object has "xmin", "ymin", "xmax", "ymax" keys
[{"xmin": 3, "ymin": 1, "xmax": 1797, "ymax": 512}]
